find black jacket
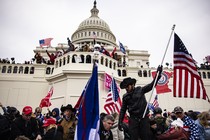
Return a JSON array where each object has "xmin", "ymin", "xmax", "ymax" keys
[
  {"xmin": 99, "ymin": 120, "xmax": 113, "ymax": 140},
  {"xmin": 10, "ymin": 116, "xmax": 40, "ymax": 140},
  {"xmin": 42, "ymin": 127, "xmax": 63, "ymax": 140},
  {"xmin": 119, "ymin": 80, "xmax": 155, "ymax": 123}
]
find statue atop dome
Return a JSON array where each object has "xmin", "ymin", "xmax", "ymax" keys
[
  {"xmin": 94, "ymin": 0, "xmax": 97, "ymax": 8},
  {"xmin": 91, "ymin": 0, "xmax": 99, "ymax": 17}
]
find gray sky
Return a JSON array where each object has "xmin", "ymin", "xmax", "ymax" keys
[{"xmin": 0, "ymin": 0, "xmax": 210, "ymax": 67}]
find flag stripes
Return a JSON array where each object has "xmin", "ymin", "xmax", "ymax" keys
[
  {"xmin": 173, "ymin": 33, "xmax": 209, "ymax": 101},
  {"xmin": 104, "ymin": 77, "xmax": 122, "ymax": 114}
]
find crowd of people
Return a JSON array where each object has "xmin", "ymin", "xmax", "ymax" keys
[
  {"xmin": 0, "ymin": 102, "xmax": 210, "ymax": 140},
  {"xmin": 33, "ymin": 38, "xmax": 124, "ymax": 67}
]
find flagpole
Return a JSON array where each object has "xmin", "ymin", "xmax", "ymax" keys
[{"xmin": 142, "ymin": 24, "xmax": 176, "ymax": 118}]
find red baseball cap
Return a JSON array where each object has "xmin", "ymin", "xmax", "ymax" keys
[
  {"xmin": 43, "ymin": 118, "xmax": 56, "ymax": 127},
  {"xmin": 22, "ymin": 106, "xmax": 32, "ymax": 115}
]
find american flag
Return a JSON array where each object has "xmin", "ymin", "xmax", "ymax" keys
[
  {"xmin": 104, "ymin": 78, "xmax": 122, "ymax": 114},
  {"xmin": 152, "ymin": 95, "xmax": 159, "ymax": 108},
  {"xmin": 39, "ymin": 38, "xmax": 53, "ymax": 47},
  {"xmin": 173, "ymin": 33, "xmax": 209, "ymax": 102}
]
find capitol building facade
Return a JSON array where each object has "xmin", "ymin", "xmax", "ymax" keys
[{"xmin": 0, "ymin": 1, "xmax": 209, "ymax": 113}]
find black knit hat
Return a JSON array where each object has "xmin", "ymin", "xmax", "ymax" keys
[{"xmin": 120, "ymin": 77, "xmax": 136, "ymax": 89}]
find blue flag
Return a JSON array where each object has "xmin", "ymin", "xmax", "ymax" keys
[
  {"xmin": 74, "ymin": 64, "xmax": 100, "ymax": 140},
  {"xmin": 119, "ymin": 41, "xmax": 126, "ymax": 54}
]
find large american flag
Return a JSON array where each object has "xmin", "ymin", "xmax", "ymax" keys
[
  {"xmin": 173, "ymin": 33, "xmax": 209, "ymax": 102},
  {"xmin": 104, "ymin": 78, "xmax": 122, "ymax": 114}
]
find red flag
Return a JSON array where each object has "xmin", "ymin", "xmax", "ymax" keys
[
  {"xmin": 39, "ymin": 87, "xmax": 53, "ymax": 108},
  {"xmin": 39, "ymin": 38, "xmax": 53, "ymax": 47},
  {"xmin": 110, "ymin": 47, "xmax": 117, "ymax": 58},
  {"xmin": 173, "ymin": 33, "xmax": 209, "ymax": 102},
  {"xmin": 152, "ymin": 71, "xmax": 172, "ymax": 94},
  {"xmin": 104, "ymin": 78, "xmax": 122, "ymax": 114}
]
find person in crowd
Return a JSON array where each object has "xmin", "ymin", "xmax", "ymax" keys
[
  {"xmin": 195, "ymin": 111, "xmax": 210, "ymax": 140},
  {"xmin": 151, "ymin": 107, "xmax": 168, "ymax": 135},
  {"xmin": 62, "ymin": 38, "xmax": 76, "ymax": 54},
  {"xmin": 118, "ymin": 65, "xmax": 162, "ymax": 140},
  {"xmin": 156, "ymin": 118, "xmax": 189, "ymax": 140},
  {"xmin": 110, "ymin": 112, "xmax": 124, "ymax": 140},
  {"xmin": 15, "ymin": 136, "xmax": 30, "ymax": 140},
  {"xmin": 33, "ymin": 107, "xmax": 44, "ymax": 136},
  {"xmin": 100, "ymin": 112, "xmax": 107, "ymax": 121},
  {"xmin": 42, "ymin": 117, "xmax": 63, "ymax": 140},
  {"xmin": 34, "ymin": 52, "xmax": 43, "ymax": 64},
  {"xmin": 149, "ymin": 119, "xmax": 157, "ymax": 140},
  {"xmin": 163, "ymin": 109, "xmax": 168, "ymax": 118},
  {"xmin": 49, "ymin": 107, "xmax": 62, "ymax": 124},
  {"xmin": 0, "ymin": 103, "xmax": 21, "ymax": 140},
  {"xmin": 46, "ymin": 50, "xmax": 58, "ymax": 65},
  {"xmin": 187, "ymin": 110, "xmax": 198, "ymax": 121},
  {"xmin": 10, "ymin": 106, "xmax": 42, "ymax": 140},
  {"xmin": 173, "ymin": 106, "xmax": 199, "ymax": 140},
  {"xmin": 60, "ymin": 104, "xmax": 77, "ymax": 140},
  {"xmin": 99, "ymin": 114, "xmax": 114, "ymax": 140}
]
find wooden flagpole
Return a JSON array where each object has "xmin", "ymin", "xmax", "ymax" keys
[{"xmin": 142, "ymin": 24, "xmax": 176, "ymax": 118}]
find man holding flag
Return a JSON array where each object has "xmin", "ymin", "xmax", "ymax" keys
[{"xmin": 118, "ymin": 66, "xmax": 162, "ymax": 140}]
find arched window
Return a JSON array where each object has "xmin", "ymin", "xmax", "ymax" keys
[
  {"xmin": 80, "ymin": 55, "xmax": 84, "ymax": 63},
  {"xmin": 138, "ymin": 70, "xmax": 142, "ymax": 77},
  {"xmin": 7, "ymin": 66, "xmax": 12, "ymax": 73},
  {"xmin": 19, "ymin": 66, "xmax": 23, "ymax": 74},
  {"xmin": 46, "ymin": 67, "xmax": 51, "ymax": 74},
  {"xmin": 2, "ymin": 66, "xmax": 6, "ymax": 73},
  {"xmin": 122, "ymin": 70, "xmax": 127, "ymax": 77},
  {"xmin": 203, "ymin": 72, "xmax": 206, "ymax": 79},
  {"xmin": 67, "ymin": 55, "xmax": 70, "ymax": 64},
  {"xmin": 30, "ymin": 67, "xmax": 34, "ymax": 74},
  {"xmin": 105, "ymin": 58, "xmax": 108, "ymax": 67},
  {"xmin": 24, "ymin": 66, "xmax": 29, "ymax": 74},
  {"xmin": 207, "ymin": 72, "xmax": 210, "ymax": 79},
  {"xmin": 148, "ymin": 70, "xmax": 151, "ymax": 77},
  {"xmin": 63, "ymin": 57, "xmax": 66, "ymax": 65},
  {"xmin": 143, "ymin": 70, "xmax": 147, "ymax": 77},
  {"xmin": 118, "ymin": 69, "xmax": 121, "ymax": 76},
  {"xmin": 72, "ymin": 55, "xmax": 77, "ymax": 63},
  {"xmin": 113, "ymin": 63, "xmax": 116, "ymax": 70},
  {"xmin": 59, "ymin": 59, "xmax": 62, "ymax": 67},
  {"xmin": 51, "ymin": 68, "xmax": 54, "ymax": 74},
  {"xmin": 109, "ymin": 61, "xmax": 112, "ymax": 69},
  {"xmin": 101, "ymin": 57, "xmax": 104, "ymax": 65},
  {"xmin": 13, "ymin": 66, "xmax": 18, "ymax": 73},
  {"xmin": 86, "ymin": 55, "xmax": 91, "ymax": 63}
]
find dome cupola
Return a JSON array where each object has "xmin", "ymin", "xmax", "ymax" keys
[{"xmin": 71, "ymin": 0, "xmax": 116, "ymax": 46}]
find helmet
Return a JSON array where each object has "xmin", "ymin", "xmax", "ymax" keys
[{"xmin": 153, "ymin": 107, "xmax": 162, "ymax": 115}]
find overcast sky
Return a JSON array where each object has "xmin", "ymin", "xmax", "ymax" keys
[{"xmin": 0, "ymin": 0, "xmax": 210, "ymax": 67}]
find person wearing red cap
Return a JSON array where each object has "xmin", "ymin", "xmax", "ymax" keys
[
  {"xmin": 42, "ymin": 118, "xmax": 63, "ymax": 140},
  {"xmin": 10, "ymin": 106, "xmax": 42, "ymax": 140}
]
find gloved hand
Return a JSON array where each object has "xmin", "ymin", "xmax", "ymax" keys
[
  {"xmin": 156, "ymin": 65, "xmax": 163, "ymax": 79},
  {"xmin": 118, "ymin": 122, "xmax": 123, "ymax": 131}
]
